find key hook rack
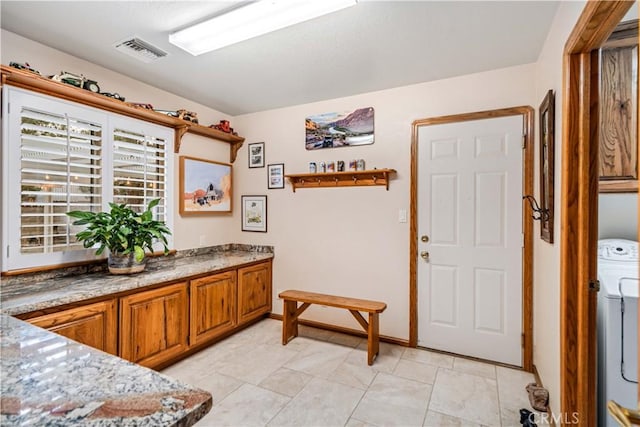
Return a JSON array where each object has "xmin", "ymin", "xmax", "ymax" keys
[{"xmin": 523, "ymin": 195, "xmax": 549, "ymax": 221}]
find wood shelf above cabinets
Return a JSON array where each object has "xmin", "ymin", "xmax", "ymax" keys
[
  {"xmin": 285, "ymin": 169, "xmax": 396, "ymax": 192},
  {"xmin": 0, "ymin": 65, "xmax": 245, "ymax": 163},
  {"xmin": 173, "ymin": 122, "xmax": 244, "ymax": 161}
]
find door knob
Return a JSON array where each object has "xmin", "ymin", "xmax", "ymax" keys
[
  {"xmin": 421, "ymin": 235, "xmax": 429, "ymax": 243},
  {"xmin": 608, "ymin": 400, "xmax": 640, "ymax": 426},
  {"xmin": 420, "ymin": 251, "xmax": 430, "ymax": 261}
]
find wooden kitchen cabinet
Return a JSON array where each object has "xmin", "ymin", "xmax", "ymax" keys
[
  {"xmin": 119, "ymin": 282, "xmax": 189, "ymax": 368},
  {"xmin": 18, "ymin": 257, "xmax": 272, "ymax": 370},
  {"xmin": 237, "ymin": 261, "xmax": 272, "ymax": 324},
  {"xmin": 599, "ymin": 20, "xmax": 638, "ymax": 192},
  {"xmin": 27, "ymin": 299, "xmax": 117, "ymax": 355},
  {"xmin": 190, "ymin": 270, "xmax": 237, "ymax": 346}
]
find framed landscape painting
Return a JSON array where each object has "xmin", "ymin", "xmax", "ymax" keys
[
  {"xmin": 305, "ymin": 107, "xmax": 374, "ymax": 150},
  {"xmin": 241, "ymin": 195, "xmax": 267, "ymax": 232},
  {"xmin": 179, "ymin": 156, "xmax": 232, "ymax": 215}
]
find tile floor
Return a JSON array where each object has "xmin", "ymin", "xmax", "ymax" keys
[{"xmin": 161, "ymin": 319, "xmax": 538, "ymax": 427}]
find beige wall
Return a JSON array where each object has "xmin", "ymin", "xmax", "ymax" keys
[
  {"xmin": 532, "ymin": 0, "xmax": 586, "ymax": 416},
  {"xmin": 1, "ymin": 29, "xmax": 237, "ymax": 250},
  {"xmin": 232, "ymin": 64, "xmax": 536, "ymax": 340}
]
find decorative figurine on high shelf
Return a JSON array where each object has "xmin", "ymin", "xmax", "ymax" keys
[
  {"xmin": 9, "ymin": 61, "xmax": 40, "ymax": 75},
  {"xmin": 209, "ymin": 120, "xmax": 238, "ymax": 136},
  {"xmin": 49, "ymin": 71, "xmax": 100, "ymax": 93}
]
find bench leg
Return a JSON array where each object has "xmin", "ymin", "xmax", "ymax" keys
[
  {"xmin": 282, "ymin": 300, "xmax": 299, "ymax": 345},
  {"xmin": 367, "ymin": 312, "xmax": 380, "ymax": 365}
]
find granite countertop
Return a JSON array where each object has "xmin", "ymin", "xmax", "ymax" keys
[
  {"xmin": 1, "ymin": 245, "xmax": 273, "ymax": 316},
  {"xmin": 0, "ymin": 314, "xmax": 212, "ymax": 426}
]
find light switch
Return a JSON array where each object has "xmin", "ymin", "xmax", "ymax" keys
[{"xmin": 398, "ymin": 209, "xmax": 407, "ymax": 223}]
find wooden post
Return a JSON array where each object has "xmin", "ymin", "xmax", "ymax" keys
[
  {"xmin": 368, "ymin": 312, "xmax": 380, "ymax": 365},
  {"xmin": 282, "ymin": 300, "xmax": 298, "ymax": 345}
]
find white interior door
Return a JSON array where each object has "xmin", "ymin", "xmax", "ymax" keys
[{"xmin": 417, "ymin": 115, "xmax": 524, "ymax": 366}]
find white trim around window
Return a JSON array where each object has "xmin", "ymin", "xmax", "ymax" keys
[{"xmin": 1, "ymin": 86, "xmax": 174, "ymax": 272}]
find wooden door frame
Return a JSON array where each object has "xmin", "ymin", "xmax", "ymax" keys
[
  {"xmin": 409, "ymin": 106, "xmax": 535, "ymax": 372},
  {"xmin": 560, "ymin": 1, "xmax": 634, "ymax": 424}
]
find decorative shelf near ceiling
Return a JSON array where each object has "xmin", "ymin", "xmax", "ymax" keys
[
  {"xmin": 173, "ymin": 122, "xmax": 244, "ymax": 161},
  {"xmin": 0, "ymin": 65, "xmax": 245, "ymax": 162},
  {"xmin": 285, "ymin": 169, "xmax": 397, "ymax": 192}
]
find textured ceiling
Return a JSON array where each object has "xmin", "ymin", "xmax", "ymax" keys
[{"xmin": 1, "ymin": 1, "xmax": 559, "ymax": 115}]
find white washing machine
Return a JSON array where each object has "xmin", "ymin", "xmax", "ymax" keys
[{"xmin": 597, "ymin": 239, "xmax": 639, "ymax": 427}]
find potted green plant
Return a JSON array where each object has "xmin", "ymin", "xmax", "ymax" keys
[{"xmin": 67, "ymin": 199, "xmax": 171, "ymax": 274}]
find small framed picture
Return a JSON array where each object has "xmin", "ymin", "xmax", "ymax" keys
[
  {"xmin": 248, "ymin": 142, "xmax": 265, "ymax": 168},
  {"xmin": 267, "ymin": 163, "xmax": 285, "ymax": 189},
  {"xmin": 241, "ymin": 195, "xmax": 267, "ymax": 232}
]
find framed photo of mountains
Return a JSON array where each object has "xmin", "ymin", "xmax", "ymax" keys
[{"xmin": 305, "ymin": 107, "xmax": 374, "ymax": 150}]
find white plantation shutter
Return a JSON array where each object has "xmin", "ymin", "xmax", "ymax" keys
[
  {"xmin": 2, "ymin": 87, "xmax": 173, "ymax": 271},
  {"xmin": 19, "ymin": 108, "xmax": 103, "ymax": 254},
  {"xmin": 112, "ymin": 130, "xmax": 167, "ymax": 217},
  {"xmin": 109, "ymin": 117, "xmax": 172, "ymax": 228}
]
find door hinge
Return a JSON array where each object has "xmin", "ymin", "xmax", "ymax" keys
[
  {"xmin": 6, "ymin": 245, "xmax": 9, "ymax": 258},
  {"xmin": 521, "ymin": 233, "xmax": 525, "ymax": 248},
  {"xmin": 589, "ymin": 279, "xmax": 600, "ymax": 292},
  {"xmin": 521, "ymin": 333, "xmax": 525, "ymax": 348},
  {"xmin": 522, "ymin": 134, "xmax": 526, "ymax": 149}
]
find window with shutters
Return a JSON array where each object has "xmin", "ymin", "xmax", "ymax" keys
[
  {"xmin": 19, "ymin": 108, "xmax": 103, "ymax": 254},
  {"xmin": 2, "ymin": 87, "xmax": 173, "ymax": 272},
  {"xmin": 111, "ymin": 117, "xmax": 170, "ymax": 222}
]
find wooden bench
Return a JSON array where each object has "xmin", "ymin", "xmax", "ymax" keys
[{"xmin": 279, "ymin": 290, "xmax": 387, "ymax": 365}]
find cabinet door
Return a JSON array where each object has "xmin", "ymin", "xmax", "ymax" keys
[
  {"xmin": 237, "ymin": 261, "xmax": 272, "ymax": 324},
  {"xmin": 119, "ymin": 282, "xmax": 188, "ymax": 368},
  {"xmin": 599, "ymin": 21, "xmax": 638, "ymax": 192},
  {"xmin": 27, "ymin": 299, "xmax": 117, "ymax": 355},
  {"xmin": 190, "ymin": 271, "xmax": 237, "ymax": 346}
]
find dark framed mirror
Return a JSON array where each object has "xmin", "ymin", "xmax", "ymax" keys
[{"xmin": 539, "ymin": 89, "xmax": 555, "ymax": 243}]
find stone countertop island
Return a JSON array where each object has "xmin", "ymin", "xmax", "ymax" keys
[{"xmin": 0, "ymin": 314, "xmax": 212, "ymax": 426}]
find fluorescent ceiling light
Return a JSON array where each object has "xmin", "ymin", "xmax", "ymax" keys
[{"xmin": 169, "ymin": 0, "xmax": 357, "ymax": 56}]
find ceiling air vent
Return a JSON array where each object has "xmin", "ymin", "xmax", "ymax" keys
[{"xmin": 114, "ymin": 37, "xmax": 168, "ymax": 63}]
